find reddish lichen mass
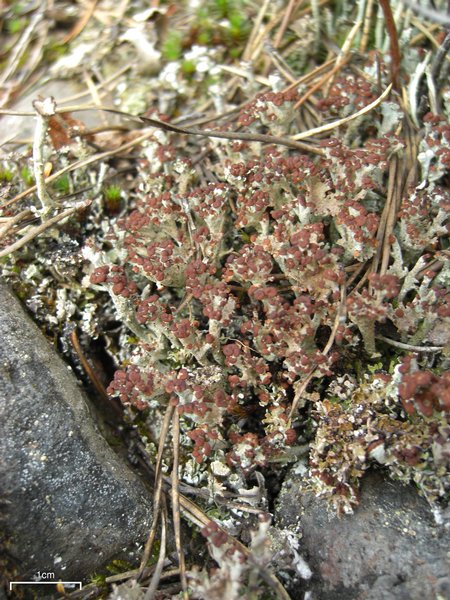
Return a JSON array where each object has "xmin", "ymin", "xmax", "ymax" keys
[{"xmin": 87, "ymin": 97, "xmax": 449, "ymax": 510}]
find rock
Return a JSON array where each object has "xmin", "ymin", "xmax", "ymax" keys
[
  {"xmin": 275, "ymin": 469, "xmax": 450, "ymax": 600},
  {"xmin": 0, "ymin": 282, "xmax": 152, "ymax": 585}
]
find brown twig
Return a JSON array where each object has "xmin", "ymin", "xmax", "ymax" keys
[
  {"xmin": 138, "ymin": 403, "xmax": 175, "ymax": 579},
  {"xmin": 379, "ymin": 0, "xmax": 402, "ymax": 92},
  {"xmin": 360, "ymin": 0, "xmax": 376, "ymax": 53},
  {"xmin": 134, "ymin": 111, "xmax": 323, "ymax": 154},
  {"xmin": 61, "ymin": 0, "xmax": 99, "ymax": 45},
  {"xmin": 273, "ymin": 0, "xmax": 303, "ymax": 48},
  {"xmin": 0, "ymin": 6, "xmax": 45, "ymax": 88},
  {"xmin": 0, "ymin": 200, "xmax": 91, "ymax": 258},
  {"xmin": 0, "ymin": 209, "xmax": 33, "ymax": 241},
  {"xmin": 144, "ymin": 500, "xmax": 168, "ymax": 600},
  {"xmin": 171, "ymin": 410, "xmax": 188, "ymax": 600},
  {"xmin": 68, "ymin": 327, "xmax": 124, "ymax": 422},
  {"xmin": 1, "ymin": 101, "xmax": 323, "ymax": 154}
]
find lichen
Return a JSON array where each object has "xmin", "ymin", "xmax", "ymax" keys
[
  {"xmin": 1, "ymin": 1, "xmax": 450, "ymax": 595},
  {"xmin": 310, "ymin": 371, "xmax": 450, "ymax": 514}
]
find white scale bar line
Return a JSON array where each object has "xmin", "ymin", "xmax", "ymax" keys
[{"xmin": 10, "ymin": 581, "xmax": 82, "ymax": 589}]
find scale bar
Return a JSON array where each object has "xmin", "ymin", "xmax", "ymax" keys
[{"xmin": 10, "ymin": 581, "xmax": 82, "ymax": 589}]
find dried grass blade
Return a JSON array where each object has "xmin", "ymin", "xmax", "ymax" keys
[
  {"xmin": 0, "ymin": 200, "xmax": 91, "ymax": 258},
  {"xmin": 171, "ymin": 410, "xmax": 188, "ymax": 599},
  {"xmin": 283, "ymin": 57, "xmax": 336, "ymax": 95},
  {"xmin": 371, "ymin": 156, "xmax": 397, "ymax": 277},
  {"xmin": 0, "ymin": 8, "xmax": 44, "ymax": 88},
  {"xmin": 379, "ymin": 0, "xmax": 401, "ymax": 91},
  {"xmin": 360, "ymin": 0, "xmax": 376, "ymax": 53},
  {"xmin": 242, "ymin": 0, "xmax": 271, "ymax": 61},
  {"xmin": 138, "ymin": 402, "xmax": 175, "ymax": 578},
  {"xmin": 273, "ymin": 0, "xmax": 303, "ymax": 49},
  {"xmin": 293, "ymin": 55, "xmax": 351, "ymax": 110},
  {"xmin": 0, "ymin": 209, "xmax": 33, "ymax": 241},
  {"xmin": 62, "ymin": 0, "xmax": 99, "ymax": 45},
  {"xmin": 177, "ymin": 494, "xmax": 291, "ymax": 600},
  {"xmin": 323, "ymin": 19, "xmax": 362, "ymax": 96},
  {"xmin": 144, "ymin": 501, "xmax": 167, "ymax": 600},
  {"xmin": 291, "ymin": 83, "xmax": 393, "ymax": 140},
  {"xmin": 380, "ymin": 156, "xmax": 405, "ymax": 275}
]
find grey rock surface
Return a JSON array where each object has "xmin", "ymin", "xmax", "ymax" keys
[
  {"xmin": 0, "ymin": 282, "xmax": 152, "ymax": 584},
  {"xmin": 275, "ymin": 469, "xmax": 450, "ymax": 600}
]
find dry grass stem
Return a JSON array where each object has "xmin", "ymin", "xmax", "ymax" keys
[
  {"xmin": 144, "ymin": 501, "xmax": 167, "ymax": 600},
  {"xmin": 401, "ymin": 0, "xmax": 450, "ymax": 25},
  {"xmin": 62, "ymin": 0, "xmax": 99, "ymax": 45},
  {"xmin": 291, "ymin": 83, "xmax": 393, "ymax": 140},
  {"xmin": 0, "ymin": 6, "xmax": 45, "ymax": 89},
  {"xmin": 323, "ymin": 19, "xmax": 362, "ymax": 96},
  {"xmin": 289, "ymin": 370, "xmax": 316, "ymax": 423},
  {"xmin": 138, "ymin": 403, "xmax": 174, "ymax": 578},
  {"xmin": 380, "ymin": 156, "xmax": 406, "ymax": 276},
  {"xmin": 376, "ymin": 335, "xmax": 444, "ymax": 353},
  {"xmin": 360, "ymin": 0, "xmax": 376, "ymax": 53},
  {"xmin": 171, "ymin": 411, "xmax": 188, "ymax": 599},
  {"xmin": 242, "ymin": 0, "xmax": 272, "ymax": 61},
  {"xmin": 0, "ymin": 200, "xmax": 91, "ymax": 259},
  {"xmin": 273, "ymin": 0, "xmax": 302, "ymax": 49},
  {"xmin": 0, "ymin": 209, "xmax": 33, "ymax": 241}
]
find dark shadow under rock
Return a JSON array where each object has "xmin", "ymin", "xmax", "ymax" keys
[
  {"xmin": 0, "ymin": 282, "xmax": 152, "ymax": 586},
  {"xmin": 274, "ymin": 469, "xmax": 450, "ymax": 600}
]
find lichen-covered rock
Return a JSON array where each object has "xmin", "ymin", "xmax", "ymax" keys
[
  {"xmin": 0, "ymin": 282, "xmax": 152, "ymax": 583},
  {"xmin": 275, "ymin": 469, "xmax": 450, "ymax": 600}
]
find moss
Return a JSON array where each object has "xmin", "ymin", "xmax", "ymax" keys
[
  {"xmin": 0, "ymin": 169, "xmax": 13, "ymax": 183},
  {"xmin": 162, "ymin": 31, "xmax": 183, "ymax": 62},
  {"xmin": 6, "ymin": 17, "xmax": 27, "ymax": 35},
  {"xmin": 53, "ymin": 174, "xmax": 70, "ymax": 195},
  {"xmin": 181, "ymin": 59, "xmax": 196, "ymax": 76},
  {"xmin": 20, "ymin": 166, "xmax": 34, "ymax": 186}
]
